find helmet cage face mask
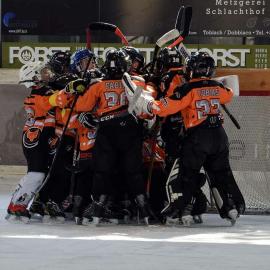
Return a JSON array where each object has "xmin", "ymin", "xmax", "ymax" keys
[
  {"xmin": 48, "ymin": 51, "xmax": 71, "ymax": 75},
  {"xmin": 186, "ymin": 52, "xmax": 215, "ymax": 79},
  {"xmin": 19, "ymin": 62, "xmax": 54, "ymax": 88},
  {"xmin": 103, "ymin": 49, "xmax": 131, "ymax": 78},
  {"xmin": 70, "ymin": 49, "xmax": 96, "ymax": 74},
  {"xmin": 157, "ymin": 48, "xmax": 182, "ymax": 74},
  {"xmin": 122, "ymin": 46, "xmax": 145, "ymax": 73}
]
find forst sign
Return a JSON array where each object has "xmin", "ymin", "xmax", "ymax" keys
[
  {"xmin": 7, "ymin": 44, "xmax": 254, "ymax": 68},
  {"xmin": 189, "ymin": 48, "xmax": 251, "ymax": 67},
  {"xmin": 9, "ymin": 46, "xmax": 71, "ymax": 64}
]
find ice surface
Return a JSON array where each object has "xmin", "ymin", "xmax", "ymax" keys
[{"xmin": 1, "ymin": 185, "xmax": 270, "ymax": 269}]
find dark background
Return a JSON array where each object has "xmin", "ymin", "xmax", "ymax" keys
[{"xmin": 2, "ymin": 0, "xmax": 270, "ymax": 37}]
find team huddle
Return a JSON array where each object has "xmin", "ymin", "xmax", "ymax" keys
[{"xmin": 6, "ymin": 44, "xmax": 246, "ymax": 226}]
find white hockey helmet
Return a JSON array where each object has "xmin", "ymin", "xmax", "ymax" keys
[{"xmin": 19, "ymin": 61, "xmax": 53, "ymax": 88}]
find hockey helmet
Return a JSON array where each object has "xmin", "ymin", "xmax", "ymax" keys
[
  {"xmin": 156, "ymin": 47, "xmax": 182, "ymax": 73},
  {"xmin": 185, "ymin": 51, "xmax": 215, "ymax": 79},
  {"xmin": 103, "ymin": 49, "xmax": 131, "ymax": 79},
  {"xmin": 122, "ymin": 46, "xmax": 145, "ymax": 73},
  {"xmin": 19, "ymin": 61, "xmax": 53, "ymax": 88},
  {"xmin": 48, "ymin": 51, "xmax": 71, "ymax": 75},
  {"xmin": 70, "ymin": 49, "xmax": 97, "ymax": 74}
]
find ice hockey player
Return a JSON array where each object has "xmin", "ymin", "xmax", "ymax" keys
[
  {"xmin": 121, "ymin": 46, "xmax": 145, "ymax": 76},
  {"xmin": 154, "ymin": 48, "xmax": 208, "ymax": 224},
  {"xmin": 6, "ymin": 62, "xmax": 56, "ymax": 222},
  {"xmin": 123, "ymin": 51, "xmax": 245, "ymax": 226},
  {"xmin": 64, "ymin": 48, "xmax": 101, "ymax": 224}
]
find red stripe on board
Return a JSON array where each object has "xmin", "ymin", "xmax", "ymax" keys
[{"xmin": 240, "ymin": 91, "xmax": 270, "ymax": 96}]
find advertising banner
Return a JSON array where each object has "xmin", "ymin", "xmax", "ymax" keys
[{"xmin": 2, "ymin": 42, "xmax": 269, "ymax": 68}]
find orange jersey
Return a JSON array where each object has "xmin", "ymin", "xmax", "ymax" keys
[
  {"xmin": 59, "ymin": 109, "xmax": 97, "ymax": 152},
  {"xmin": 75, "ymin": 79, "xmax": 128, "ymax": 117},
  {"xmin": 153, "ymin": 78, "xmax": 233, "ymax": 129},
  {"xmin": 23, "ymin": 86, "xmax": 55, "ymax": 132},
  {"xmin": 160, "ymin": 67, "xmax": 185, "ymax": 97}
]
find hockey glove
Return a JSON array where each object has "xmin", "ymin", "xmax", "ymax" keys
[
  {"xmin": 65, "ymin": 79, "xmax": 87, "ymax": 95},
  {"xmin": 78, "ymin": 112, "xmax": 99, "ymax": 129}
]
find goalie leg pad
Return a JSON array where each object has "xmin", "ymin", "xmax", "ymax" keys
[
  {"xmin": 11, "ymin": 172, "xmax": 45, "ymax": 206},
  {"xmin": 206, "ymin": 169, "xmax": 245, "ymax": 218}
]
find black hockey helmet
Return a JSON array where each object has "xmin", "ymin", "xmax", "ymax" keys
[
  {"xmin": 185, "ymin": 51, "xmax": 215, "ymax": 79},
  {"xmin": 156, "ymin": 47, "xmax": 182, "ymax": 73},
  {"xmin": 103, "ymin": 49, "xmax": 131, "ymax": 79},
  {"xmin": 48, "ymin": 51, "xmax": 71, "ymax": 75},
  {"xmin": 122, "ymin": 46, "xmax": 145, "ymax": 73}
]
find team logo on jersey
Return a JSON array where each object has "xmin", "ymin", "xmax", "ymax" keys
[
  {"xmin": 23, "ymin": 127, "xmax": 41, "ymax": 148},
  {"xmin": 87, "ymin": 130, "xmax": 97, "ymax": 140},
  {"xmin": 25, "ymin": 108, "xmax": 35, "ymax": 127}
]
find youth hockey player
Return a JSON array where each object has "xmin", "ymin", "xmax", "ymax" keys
[{"xmin": 6, "ymin": 62, "xmax": 56, "ymax": 222}]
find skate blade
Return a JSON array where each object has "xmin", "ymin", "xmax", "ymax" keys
[
  {"xmin": 193, "ymin": 215, "xmax": 203, "ymax": 224},
  {"xmin": 82, "ymin": 217, "xmax": 93, "ymax": 226},
  {"xmin": 227, "ymin": 209, "xmax": 238, "ymax": 226},
  {"xmin": 165, "ymin": 217, "xmax": 180, "ymax": 226},
  {"xmin": 42, "ymin": 215, "xmax": 65, "ymax": 224},
  {"xmin": 5, "ymin": 214, "xmax": 30, "ymax": 224},
  {"xmin": 30, "ymin": 213, "xmax": 44, "ymax": 221},
  {"xmin": 181, "ymin": 215, "xmax": 193, "ymax": 227},
  {"xmin": 87, "ymin": 217, "xmax": 119, "ymax": 226},
  {"xmin": 74, "ymin": 217, "xmax": 83, "ymax": 225},
  {"xmin": 5, "ymin": 214, "xmax": 20, "ymax": 222}
]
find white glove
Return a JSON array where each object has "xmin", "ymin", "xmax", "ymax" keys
[
  {"xmin": 122, "ymin": 72, "xmax": 141, "ymax": 102},
  {"xmin": 122, "ymin": 72, "xmax": 159, "ymax": 116},
  {"xmin": 132, "ymin": 90, "xmax": 157, "ymax": 116}
]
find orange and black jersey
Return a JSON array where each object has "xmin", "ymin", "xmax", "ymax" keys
[
  {"xmin": 23, "ymin": 85, "xmax": 55, "ymax": 131},
  {"xmin": 24, "ymin": 86, "xmax": 54, "ymax": 118},
  {"xmin": 73, "ymin": 79, "xmax": 128, "ymax": 119},
  {"xmin": 153, "ymin": 78, "xmax": 233, "ymax": 129},
  {"xmin": 160, "ymin": 67, "xmax": 185, "ymax": 97}
]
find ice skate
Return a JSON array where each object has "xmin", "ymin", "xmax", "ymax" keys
[
  {"xmin": 181, "ymin": 204, "xmax": 194, "ymax": 227},
  {"xmin": 44, "ymin": 200, "xmax": 65, "ymax": 223},
  {"xmin": 29, "ymin": 199, "xmax": 45, "ymax": 220},
  {"xmin": 6, "ymin": 204, "xmax": 31, "ymax": 224},
  {"xmin": 72, "ymin": 196, "xmax": 83, "ymax": 225},
  {"xmin": 181, "ymin": 214, "xmax": 193, "ymax": 227},
  {"xmin": 227, "ymin": 208, "xmax": 238, "ymax": 226},
  {"xmin": 135, "ymin": 194, "xmax": 150, "ymax": 226},
  {"xmin": 83, "ymin": 201, "xmax": 105, "ymax": 226},
  {"xmin": 193, "ymin": 215, "xmax": 203, "ymax": 224},
  {"xmin": 82, "ymin": 203, "xmax": 94, "ymax": 225}
]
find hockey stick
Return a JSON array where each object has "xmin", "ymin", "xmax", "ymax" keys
[
  {"xmin": 221, "ymin": 104, "xmax": 240, "ymax": 129},
  {"xmin": 86, "ymin": 27, "xmax": 92, "ymax": 50},
  {"xmin": 167, "ymin": 6, "xmax": 193, "ymax": 50},
  {"xmin": 62, "ymin": 132, "xmax": 81, "ymax": 210},
  {"xmin": 88, "ymin": 22, "xmax": 129, "ymax": 45},
  {"xmin": 149, "ymin": 5, "xmax": 189, "ymax": 73},
  {"xmin": 146, "ymin": 119, "xmax": 162, "ymax": 198},
  {"xmin": 149, "ymin": 29, "xmax": 180, "ymax": 73}
]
